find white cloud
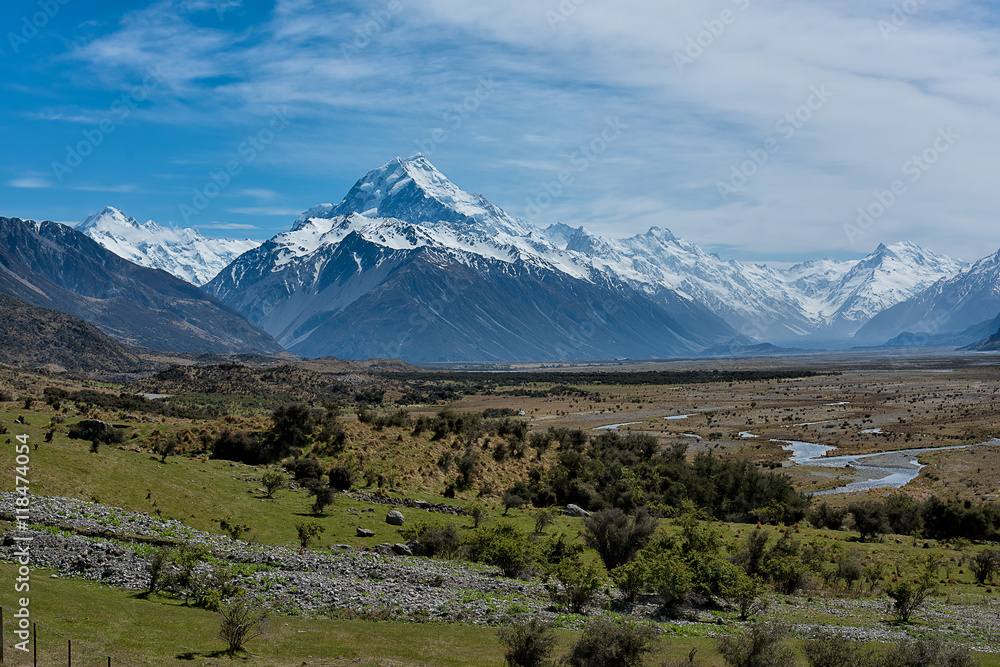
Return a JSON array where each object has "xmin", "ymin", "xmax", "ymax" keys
[{"xmin": 60, "ymin": 0, "xmax": 1000, "ymax": 260}]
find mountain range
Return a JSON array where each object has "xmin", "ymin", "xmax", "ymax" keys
[
  {"xmin": 5, "ymin": 154, "xmax": 1000, "ymax": 363},
  {"xmin": 77, "ymin": 207, "xmax": 259, "ymax": 286},
  {"xmin": 0, "ymin": 216, "xmax": 282, "ymax": 355},
  {"xmin": 202, "ymin": 155, "xmax": 983, "ymax": 361}
]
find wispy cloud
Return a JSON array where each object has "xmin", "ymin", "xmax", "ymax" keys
[
  {"xmin": 225, "ymin": 206, "xmax": 302, "ymax": 216},
  {"xmin": 7, "ymin": 175, "xmax": 52, "ymax": 189}
]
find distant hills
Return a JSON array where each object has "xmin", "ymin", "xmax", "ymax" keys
[
  {"xmin": 0, "ymin": 292, "xmax": 143, "ymax": 373},
  {"xmin": 0, "ymin": 216, "xmax": 282, "ymax": 355}
]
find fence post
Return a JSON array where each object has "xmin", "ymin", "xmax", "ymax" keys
[
  {"xmin": 1, "ymin": 605, "xmax": 5, "ymax": 664},
  {"xmin": 69, "ymin": 637, "xmax": 72, "ymax": 666},
  {"xmin": 33, "ymin": 621, "xmax": 37, "ymax": 667},
  {"xmin": 108, "ymin": 655, "xmax": 112, "ymax": 667}
]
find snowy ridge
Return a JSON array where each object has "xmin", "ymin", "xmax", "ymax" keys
[
  {"xmin": 210, "ymin": 156, "xmax": 969, "ymax": 348},
  {"xmin": 77, "ymin": 207, "xmax": 261, "ymax": 286}
]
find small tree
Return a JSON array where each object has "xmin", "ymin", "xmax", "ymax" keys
[
  {"xmin": 261, "ymin": 471, "xmax": 285, "ymax": 499},
  {"xmin": 143, "ymin": 547, "xmax": 169, "ymax": 598},
  {"xmin": 502, "ymin": 492, "xmax": 526, "ymax": 516},
  {"xmin": 969, "ymin": 549, "xmax": 1000, "ymax": 585},
  {"xmin": 155, "ymin": 436, "xmax": 178, "ymax": 463},
  {"xmin": 717, "ymin": 622, "xmax": 795, "ymax": 667},
  {"xmin": 497, "ymin": 619, "xmax": 556, "ymax": 667},
  {"xmin": 725, "ymin": 571, "xmax": 769, "ymax": 622},
  {"xmin": 469, "ymin": 502, "xmax": 487, "ymax": 528},
  {"xmin": 583, "ymin": 508, "xmax": 657, "ymax": 570},
  {"xmin": 295, "ymin": 521, "xmax": 324, "ymax": 548},
  {"xmin": 306, "ymin": 481, "xmax": 336, "ymax": 515},
  {"xmin": 217, "ymin": 516, "xmax": 251, "ymax": 541},
  {"xmin": 848, "ymin": 501, "xmax": 888, "ymax": 543},
  {"xmin": 565, "ymin": 618, "xmax": 658, "ymax": 667},
  {"xmin": 219, "ymin": 597, "xmax": 269, "ymax": 655},
  {"xmin": 533, "ymin": 508, "xmax": 558, "ymax": 534},
  {"xmin": 885, "ymin": 580, "xmax": 933, "ymax": 623}
]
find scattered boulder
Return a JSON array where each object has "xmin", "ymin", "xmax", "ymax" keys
[
  {"xmin": 386, "ymin": 510, "xmax": 405, "ymax": 526},
  {"xmin": 356, "ymin": 528, "xmax": 375, "ymax": 538},
  {"xmin": 414, "ymin": 500, "xmax": 432, "ymax": 510},
  {"xmin": 392, "ymin": 543, "xmax": 413, "ymax": 556},
  {"xmin": 374, "ymin": 543, "xmax": 395, "ymax": 556},
  {"xmin": 564, "ymin": 504, "xmax": 591, "ymax": 518},
  {"xmin": 405, "ymin": 540, "xmax": 426, "ymax": 557}
]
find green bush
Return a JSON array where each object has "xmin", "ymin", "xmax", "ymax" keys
[
  {"xmin": 497, "ymin": 618, "xmax": 555, "ymax": 667},
  {"xmin": 717, "ymin": 621, "xmax": 795, "ymax": 667},
  {"xmin": 564, "ymin": 618, "xmax": 658, "ymax": 667},
  {"xmin": 582, "ymin": 508, "xmax": 657, "ymax": 570},
  {"xmin": 465, "ymin": 522, "xmax": 535, "ymax": 578},
  {"xmin": 545, "ymin": 556, "xmax": 604, "ymax": 614},
  {"xmin": 804, "ymin": 629, "xmax": 876, "ymax": 667}
]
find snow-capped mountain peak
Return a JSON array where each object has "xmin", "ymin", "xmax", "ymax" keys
[
  {"xmin": 309, "ymin": 155, "xmax": 533, "ymax": 237},
  {"xmin": 76, "ymin": 206, "xmax": 261, "ymax": 286}
]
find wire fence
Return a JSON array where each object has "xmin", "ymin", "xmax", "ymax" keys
[{"xmin": 0, "ymin": 607, "xmax": 136, "ymax": 667}]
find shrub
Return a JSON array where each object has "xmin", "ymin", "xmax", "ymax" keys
[
  {"xmin": 804, "ymin": 629, "xmax": 876, "ymax": 667},
  {"xmin": 724, "ymin": 571, "xmax": 770, "ymax": 622},
  {"xmin": 545, "ymin": 556, "xmax": 605, "ymax": 614},
  {"xmin": 968, "ymin": 549, "xmax": 1000, "ymax": 585},
  {"xmin": 886, "ymin": 638, "xmax": 978, "ymax": 667},
  {"xmin": 405, "ymin": 521, "xmax": 462, "ymax": 559},
  {"xmin": 295, "ymin": 521, "xmax": 324, "ymax": 548},
  {"xmin": 564, "ymin": 618, "xmax": 658, "ymax": 667},
  {"xmin": 885, "ymin": 580, "xmax": 933, "ymax": 623},
  {"xmin": 647, "ymin": 552, "xmax": 693, "ymax": 608},
  {"xmin": 219, "ymin": 597, "xmax": 269, "ymax": 655},
  {"xmin": 502, "ymin": 492, "xmax": 526, "ymax": 515},
  {"xmin": 848, "ymin": 500, "xmax": 889, "ymax": 543},
  {"xmin": 533, "ymin": 508, "xmax": 558, "ymax": 534},
  {"xmin": 610, "ymin": 558, "xmax": 648, "ymax": 603},
  {"xmin": 469, "ymin": 502, "xmax": 487, "ymax": 528},
  {"xmin": 809, "ymin": 502, "xmax": 847, "ymax": 530},
  {"xmin": 465, "ymin": 522, "xmax": 535, "ymax": 578},
  {"xmin": 261, "ymin": 471, "xmax": 285, "ymax": 498},
  {"xmin": 582, "ymin": 508, "xmax": 658, "ymax": 571},
  {"xmin": 717, "ymin": 622, "xmax": 795, "ymax": 667},
  {"xmin": 328, "ymin": 464, "xmax": 354, "ymax": 492},
  {"xmin": 497, "ymin": 618, "xmax": 555, "ymax": 667},
  {"xmin": 211, "ymin": 429, "xmax": 266, "ymax": 464},
  {"xmin": 307, "ymin": 482, "xmax": 336, "ymax": 515},
  {"xmin": 286, "ymin": 457, "xmax": 324, "ymax": 482}
]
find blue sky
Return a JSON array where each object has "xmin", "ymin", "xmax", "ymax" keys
[{"xmin": 3, "ymin": 0, "xmax": 1000, "ymax": 263}]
